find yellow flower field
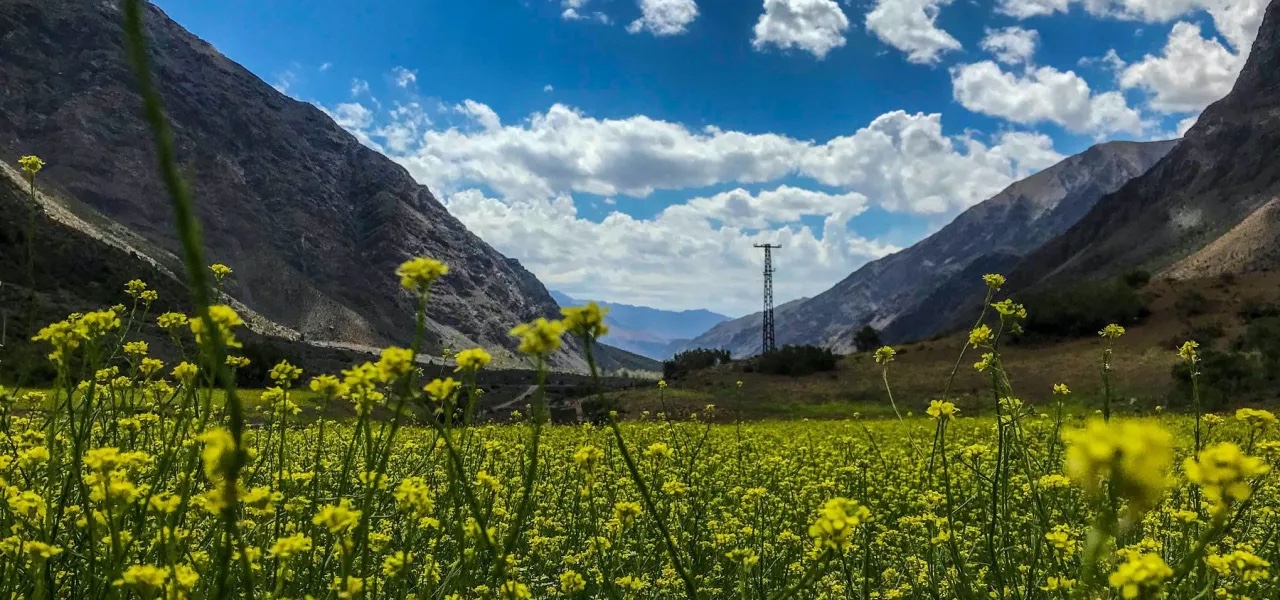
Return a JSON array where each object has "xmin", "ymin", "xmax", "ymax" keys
[{"xmin": 2, "ymin": 257, "xmax": 1277, "ymax": 599}]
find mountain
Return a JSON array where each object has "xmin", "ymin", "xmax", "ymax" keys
[
  {"xmin": 687, "ymin": 140, "xmax": 1177, "ymax": 357},
  {"xmin": 550, "ymin": 291, "xmax": 730, "ymax": 360},
  {"xmin": 1007, "ymin": 0, "xmax": 1280, "ymax": 293},
  {"xmin": 0, "ymin": 0, "xmax": 605, "ymax": 371}
]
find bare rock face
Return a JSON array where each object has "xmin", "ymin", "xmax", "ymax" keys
[
  {"xmin": 1009, "ymin": 0, "xmax": 1280, "ymax": 291},
  {"xmin": 687, "ymin": 140, "xmax": 1175, "ymax": 356},
  {"xmin": 0, "ymin": 0, "xmax": 590, "ymax": 370}
]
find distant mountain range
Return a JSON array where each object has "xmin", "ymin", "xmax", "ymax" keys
[{"xmin": 550, "ymin": 291, "xmax": 729, "ymax": 360}]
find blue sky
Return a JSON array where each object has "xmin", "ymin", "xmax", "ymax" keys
[{"xmin": 155, "ymin": 0, "xmax": 1262, "ymax": 316}]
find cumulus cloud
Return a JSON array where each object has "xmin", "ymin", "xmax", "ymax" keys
[
  {"xmin": 994, "ymin": 0, "xmax": 1266, "ymax": 118},
  {"xmin": 627, "ymin": 0, "xmax": 699, "ymax": 36},
  {"xmin": 980, "ymin": 26, "xmax": 1039, "ymax": 65},
  {"xmin": 444, "ymin": 189, "xmax": 897, "ymax": 314},
  {"xmin": 391, "ymin": 66, "xmax": 417, "ymax": 88},
  {"xmin": 752, "ymin": 0, "xmax": 851, "ymax": 59},
  {"xmin": 324, "ymin": 98, "xmax": 1064, "ymax": 312},
  {"xmin": 865, "ymin": 0, "xmax": 963, "ymax": 64},
  {"xmin": 951, "ymin": 61, "xmax": 1145, "ymax": 135},
  {"xmin": 1118, "ymin": 21, "xmax": 1246, "ymax": 113}
]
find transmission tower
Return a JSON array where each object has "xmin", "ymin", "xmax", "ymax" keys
[{"xmin": 754, "ymin": 244, "xmax": 781, "ymax": 355}]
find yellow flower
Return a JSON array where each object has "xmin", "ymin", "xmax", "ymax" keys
[
  {"xmin": 269, "ymin": 360, "xmax": 303, "ymax": 385},
  {"xmin": 1044, "ymin": 527, "xmax": 1076, "ymax": 554},
  {"xmin": 726, "ymin": 548, "xmax": 760, "ymax": 570},
  {"xmin": 268, "ymin": 533, "xmax": 313, "ymax": 559},
  {"xmin": 499, "ymin": 580, "xmax": 532, "ymax": 600},
  {"xmin": 1108, "ymin": 553, "xmax": 1172, "ymax": 599},
  {"xmin": 198, "ymin": 428, "xmax": 237, "ymax": 484},
  {"xmin": 189, "ymin": 305, "xmax": 244, "ymax": 349},
  {"xmin": 394, "ymin": 477, "xmax": 434, "ymax": 516},
  {"xmin": 1063, "ymin": 419, "xmax": 1174, "ymax": 514},
  {"xmin": 1053, "ymin": 383, "xmax": 1070, "ymax": 395},
  {"xmin": 115, "ymin": 565, "xmax": 168, "ymax": 593},
  {"xmin": 1205, "ymin": 549, "xmax": 1270, "ymax": 582},
  {"xmin": 560, "ymin": 570, "xmax": 587, "ymax": 594},
  {"xmin": 330, "ymin": 576, "xmax": 364, "ymax": 599},
  {"xmin": 644, "ymin": 442, "xmax": 673, "ymax": 460},
  {"xmin": 125, "ymin": 279, "xmax": 149, "ymax": 299},
  {"xmin": 926, "ymin": 400, "xmax": 958, "ymax": 420},
  {"xmin": 23, "ymin": 541, "xmax": 62, "ymax": 561},
  {"xmin": 874, "ymin": 346, "xmax": 896, "ymax": 364},
  {"xmin": 123, "ymin": 341, "xmax": 149, "ymax": 357},
  {"xmin": 1235, "ymin": 407, "xmax": 1276, "ymax": 429},
  {"xmin": 424, "ymin": 377, "xmax": 461, "ymax": 402},
  {"xmin": 1184, "ymin": 443, "xmax": 1270, "ymax": 515},
  {"xmin": 808, "ymin": 497, "xmax": 870, "ymax": 552},
  {"xmin": 18, "ymin": 155, "xmax": 45, "ymax": 176},
  {"xmin": 982, "ymin": 273, "xmax": 1005, "ymax": 291},
  {"xmin": 375, "ymin": 347, "xmax": 415, "ymax": 382},
  {"xmin": 172, "ymin": 362, "xmax": 199, "ymax": 384},
  {"xmin": 313, "ymin": 500, "xmax": 362, "ymax": 534},
  {"xmin": 382, "ymin": 551, "xmax": 412, "ymax": 577},
  {"xmin": 510, "ymin": 318, "xmax": 565, "ymax": 356},
  {"xmin": 1100, "ymin": 323, "xmax": 1126, "ymax": 339},
  {"xmin": 454, "ymin": 347, "xmax": 492, "ymax": 372},
  {"xmin": 157, "ymin": 312, "xmax": 188, "ymax": 332},
  {"xmin": 209, "ymin": 263, "xmax": 233, "ymax": 282},
  {"xmin": 1040, "ymin": 577, "xmax": 1076, "ymax": 592},
  {"xmin": 613, "ymin": 501, "xmax": 643, "ymax": 527},
  {"xmin": 968, "ymin": 325, "xmax": 993, "ymax": 347},
  {"xmin": 562, "ymin": 302, "xmax": 610, "ymax": 339},
  {"xmin": 1178, "ymin": 340, "xmax": 1199, "ymax": 362},
  {"xmin": 309, "ymin": 374, "xmax": 347, "ymax": 397},
  {"xmin": 396, "ymin": 257, "xmax": 449, "ymax": 292}
]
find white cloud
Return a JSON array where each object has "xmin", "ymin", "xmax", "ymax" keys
[
  {"xmin": 351, "ymin": 78, "xmax": 371, "ymax": 97},
  {"xmin": 325, "ymin": 99, "xmax": 1065, "ymax": 312},
  {"xmin": 996, "ymin": 0, "xmax": 1266, "ymax": 56},
  {"xmin": 865, "ymin": 0, "xmax": 963, "ymax": 64},
  {"xmin": 455, "ymin": 100, "xmax": 502, "ymax": 131},
  {"xmin": 560, "ymin": 0, "xmax": 611, "ymax": 23},
  {"xmin": 627, "ymin": 0, "xmax": 699, "ymax": 36},
  {"xmin": 444, "ymin": 189, "xmax": 897, "ymax": 314},
  {"xmin": 1176, "ymin": 114, "xmax": 1199, "ymax": 136},
  {"xmin": 665, "ymin": 186, "xmax": 869, "ymax": 229},
  {"xmin": 319, "ymin": 62, "xmax": 333, "ymax": 72},
  {"xmin": 752, "ymin": 0, "xmax": 851, "ymax": 60},
  {"xmin": 1118, "ymin": 21, "xmax": 1246, "ymax": 113},
  {"xmin": 543, "ymin": 84, "xmax": 555, "ymax": 92},
  {"xmin": 951, "ymin": 61, "xmax": 1146, "ymax": 135},
  {"xmin": 980, "ymin": 26, "xmax": 1039, "ymax": 65},
  {"xmin": 391, "ymin": 66, "xmax": 417, "ymax": 88}
]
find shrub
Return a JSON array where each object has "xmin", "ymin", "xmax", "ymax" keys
[
  {"xmin": 1237, "ymin": 297, "xmax": 1280, "ymax": 321},
  {"xmin": 852, "ymin": 325, "xmax": 882, "ymax": 353},
  {"xmin": 754, "ymin": 344, "xmax": 838, "ymax": 377},
  {"xmin": 1019, "ymin": 279, "xmax": 1151, "ymax": 339},
  {"xmin": 1171, "ymin": 348, "xmax": 1263, "ymax": 410},
  {"xmin": 1174, "ymin": 290, "xmax": 1210, "ymax": 319},
  {"xmin": 1122, "ymin": 269, "xmax": 1152, "ymax": 289},
  {"xmin": 662, "ymin": 347, "xmax": 731, "ymax": 380}
]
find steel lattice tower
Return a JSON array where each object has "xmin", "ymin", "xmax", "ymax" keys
[{"xmin": 754, "ymin": 244, "xmax": 781, "ymax": 355}]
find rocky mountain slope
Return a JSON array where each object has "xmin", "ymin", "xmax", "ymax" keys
[
  {"xmin": 550, "ymin": 291, "xmax": 729, "ymax": 360},
  {"xmin": 1007, "ymin": 0, "xmax": 1280, "ymax": 293},
  {"xmin": 0, "ymin": 0, "xmax": 609, "ymax": 371},
  {"xmin": 689, "ymin": 140, "xmax": 1176, "ymax": 357}
]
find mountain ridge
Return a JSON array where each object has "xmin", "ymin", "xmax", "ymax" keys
[
  {"xmin": 550, "ymin": 291, "xmax": 729, "ymax": 360},
  {"xmin": 0, "ymin": 0, "xmax": 603, "ymax": 371},
  {"xmin": 1005, "ymin": 0, "xmax": 1280, "ymax": 295}
]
